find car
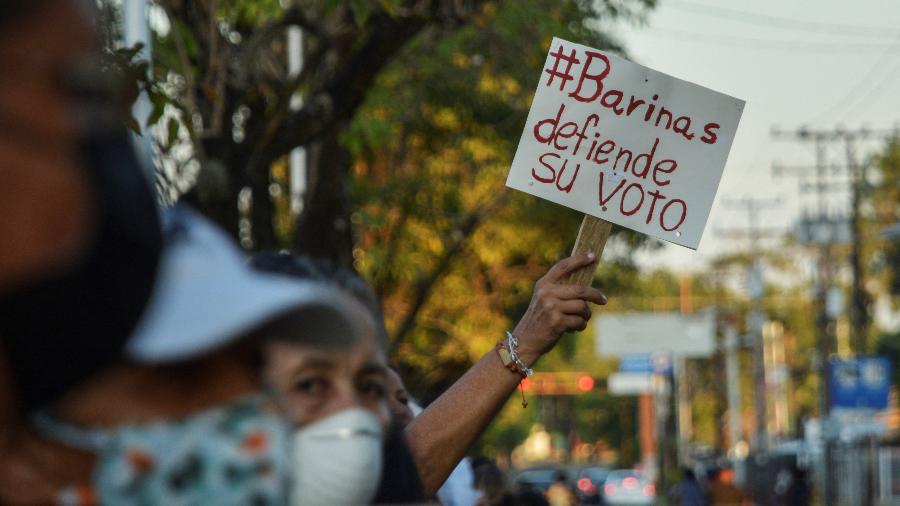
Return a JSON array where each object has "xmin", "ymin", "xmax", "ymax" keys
[
  {"xmin": 513, "ymin": 466, "xmax": 563, "ymax": 493},
  {"xmin": 574, "ymin": 465, "xmax": 611, "ymax": 504},
  {"xmin": 602, "ymin": 469, "xmax": 655, "ymax": 506}
]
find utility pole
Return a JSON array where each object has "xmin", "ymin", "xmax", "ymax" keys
[
  {"xmin": 772, "ymin": 129, "xmax": 838, "ymax": 506},
  {"xmin": 773, "ymin": 126, "xmax": 899, "ymax": 355},
  {"xmin": 845, "ymin": 136, "xmax": 871, "ymax": 354},
  {"xmin": 723, "ymin": 323, "xmax": 743, "ymax": 453},
  {"xmin": 770, "ymin": 125, "xmax": 898, "ymax": 506},
  {"xmin": 719, "ymin": 196, "xmax": 782, "ymax": 454}
]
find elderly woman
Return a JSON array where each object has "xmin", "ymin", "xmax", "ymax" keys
[{"xmin": 250, "ymin": 251, "xmax": 606, "ymax": 503}]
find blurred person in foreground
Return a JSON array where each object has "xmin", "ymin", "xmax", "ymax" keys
[
  {"xmin": 252, "ymin": 251, "xmax": 608, "ymax": 504},
  {"xmin": 25, "ymin": 206, "xmax": 388, "ymax": 505},
  {"xmin": 0, "ymin": 0, "xmax": 162, "ymax": 411},
  {"xmin": 0, "ymin": 0, "xmax": 163, "ymax": 503}
]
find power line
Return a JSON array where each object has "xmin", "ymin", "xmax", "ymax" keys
[
  {"xmin": 667, "ymin": 0, "xmax": 900, "ymax": 38},
  {"xmin": 839, "ymin": 59, "xmax": 900, "ymax": 123},
  {"xmin": 643, "ymin": 27, "xmax": 900, "ymax": 54},
  {"xmin": 808, "ymin": 35, "xmax": 900, "ymax": 124}
]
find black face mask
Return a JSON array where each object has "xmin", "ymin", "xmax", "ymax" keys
[{"xmin": 0, "ymin": 88, "xmax": 162, "ymax": 412}]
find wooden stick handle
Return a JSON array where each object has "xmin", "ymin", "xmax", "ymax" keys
[{"xmin": 565, "ymin": 215, "xmax": 613, "ymax": 286}]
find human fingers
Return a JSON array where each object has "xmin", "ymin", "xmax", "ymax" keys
[
  {"xmin": 542, "ymin": 284, "xmax": 607, "ymax": 305},
  {"xmin": 560, "ymin": 314, "xmax": 589, "ymax": 332},
  {"xmin": 541, "ymin": 253, "xmax": 597, "ymax": 284},
  {"xmin": 555, "ymin": 299, "xmax": 592, "ymax": 320}
]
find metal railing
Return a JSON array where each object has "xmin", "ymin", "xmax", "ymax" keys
[{"xmin": 827, "ymin": 442, "xmax": 900, "ymax": 506}]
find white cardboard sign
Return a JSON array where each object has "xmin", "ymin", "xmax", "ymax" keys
[{"xmin": 507, "ymin": 37, "xmax": 745, "ymax": 249}]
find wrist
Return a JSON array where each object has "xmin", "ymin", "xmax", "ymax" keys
[
  {"xmin": 516, "ymin": 347, "xmax": 541, "ymax": 368},
  {"xmin": 500, "ymin": 331, "xmax": 536, "ymax": 376},
  {"xmin": 495, "ymin": 333, "xmax": 533, "ymax": 409},
  {"xmin": 509, "ymin": 325, "xmax": 543, "ymax": 367}
]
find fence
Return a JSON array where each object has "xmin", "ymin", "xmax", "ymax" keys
[{"xmin": 829, "ymin": 442, "xmax": 900, "ymax": 506}]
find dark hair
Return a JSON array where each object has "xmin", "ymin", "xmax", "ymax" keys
[
  {"xmin": 249, "ymin": 251, "xmax": 388, "ymax": 342},
  {"xmin": 474, "ymin": 460, "xmax": 510, "ymax": 506}
]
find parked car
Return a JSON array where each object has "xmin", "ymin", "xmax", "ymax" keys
[
  {"xmin": 513, "ymin": 466, "xmax": 563, "ymax": 493},
  {"xmin": 602, "ymin": 469, "xmax": 655, "ymax": 506},
  {"xmin": 574, "ymin": 465, "xmax": 611, "ymax": 504}
]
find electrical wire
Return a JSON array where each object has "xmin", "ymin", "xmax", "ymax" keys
[
  {"xmin": 807, "ymin": 35, "xmax": 900, "ymax": 124},
  {"xmin": 837, "ymin": 57, "xmax": 900, "ymax": 123}
]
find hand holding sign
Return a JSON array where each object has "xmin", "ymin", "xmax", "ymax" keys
[
  {"xmin": 512, "ymin": 253, "xmax": 608, "ymax": 366},
  {"xmin": 507, "ymin": 37, "xmax": 745, "ymax": 283}
]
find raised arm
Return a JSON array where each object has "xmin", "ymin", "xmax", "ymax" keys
[{"xmin": 405, "ymin": 253, "xmax": 607, "ymax": 497}]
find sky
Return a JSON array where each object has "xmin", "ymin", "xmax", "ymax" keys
[{"xmin": 608, "ymin": 0, "xmax": 900, "ymax": 271}]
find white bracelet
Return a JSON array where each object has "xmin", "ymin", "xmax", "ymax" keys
[{"xmin": 506, "ymin": 331, "xmax": 534, "ymax": 377}]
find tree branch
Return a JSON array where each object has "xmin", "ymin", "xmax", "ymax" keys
[
  {"xmin": 268, "ymin": 0, "xmax": 489, "ymax": 161},
  {"xmin": 390, "ymin": 189, "xmax": 511, "ymax": 349}
]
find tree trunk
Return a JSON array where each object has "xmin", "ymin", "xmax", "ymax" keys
[
  {"xmin": 249, "ymin": 169, "xmax": 278, "ymax": 251},
  {"xmin": 293, "ymin": 128, "xmax": 354, "ymax": 267}
]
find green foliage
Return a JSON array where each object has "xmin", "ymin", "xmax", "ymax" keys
[
  {"xmin": 876, "ymin": 330, "xmax": 900, "ymax": 389},
  {"xmin": 872, "ymin": 138, "xmax": 900, "ymax": 296}
]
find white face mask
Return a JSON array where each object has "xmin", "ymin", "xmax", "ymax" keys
[{"xmin": 290, "ymin": 408, "xmax": 385, "ymax": 506}]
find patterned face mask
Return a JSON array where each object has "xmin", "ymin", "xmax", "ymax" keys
[
  {"xmin": 35, "ymin": 395, "xmax": 291, "ymax": 506},
  {"xmin": 36, "ymin": 395, "xmax": 388, "ymax": 506}
]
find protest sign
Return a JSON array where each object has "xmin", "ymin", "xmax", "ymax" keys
[{"xmin": 507, "ymin": 37, "xmax": 745, "ymax": 253}]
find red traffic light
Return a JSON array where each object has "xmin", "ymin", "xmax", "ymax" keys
[{"xmin": 577, "ymin": 375, "xmax": 595, "ymax": 392}]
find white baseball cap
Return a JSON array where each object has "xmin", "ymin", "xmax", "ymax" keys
[{"xmin": 126, "ymin": 206, "xmax": 371, "ymax": 363}]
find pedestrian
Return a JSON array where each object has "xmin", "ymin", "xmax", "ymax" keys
[
  {"xmin": 707, "ymin": 468, "xmax": 748, "ymax": 506},
  {"xmin": 773, "ymin": 465, "xmax": 809, "ymax": 506},
  {"xmin": 545, "ymin": 471, "xmax": 576, "ymax": 506},
  {"xmin": 670, "ymin": 468, "xmax": 709, "ymax": 506},
  {"xmin": 473, "ymin": 460, "xmax": 513, "ymax": 506}
]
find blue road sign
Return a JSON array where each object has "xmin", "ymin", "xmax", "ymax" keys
[
  {"xmin": 619, "ymin": 353, "xmax": 672, "ymax": 375},
  {"xmin": 619, "ymin": 354, "xmax": 653, "ymax": 373},
  {"xmin": 830, "ymin": 356, "xmax": 891, "ymax": 411}
]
